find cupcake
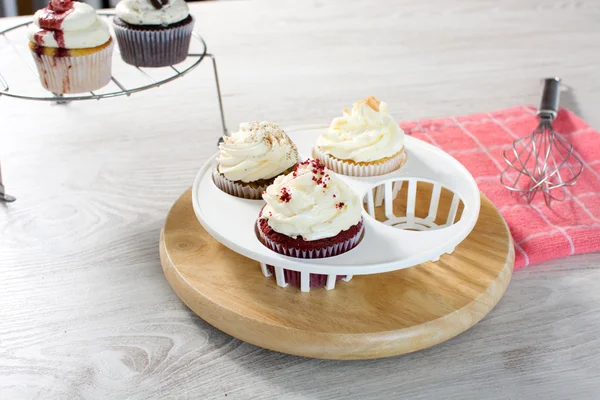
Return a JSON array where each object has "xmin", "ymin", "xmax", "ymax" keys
[
  {"xmin": 213, "ymin": 121, "xmax": 299, "ymax": 199},
  {"xmin": 27, "ymin": 0, "xmax": 113, "ymax": 94},
  {"xmin": 313, "ymin": 96, "xmax": 407, "ymax": 176},
  {"xmin": 257, "ymin": 159, "xmax": 364, "ymax": 288},
  {"xmin": 113, "ymin": 0, "xmax": 194, "ymax": 67}
]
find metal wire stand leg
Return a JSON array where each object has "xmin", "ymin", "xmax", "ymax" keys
[
  {"xmin": 53, "ymin": 93, "xmax": 69, "ymax": 105},
  {"xmin": 0, "ymin": 88, "xmax": 16, "ymax": 202},
  {"xmin": 206, "ymin": 53, "xmax": 228, "ymax": 145},
  {"xmin": 0, "ymin": 159, "xmax": 16, "ymax": 203}
]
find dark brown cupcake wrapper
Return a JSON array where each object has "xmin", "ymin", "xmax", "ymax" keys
[
  {"xmin": 258, "ymin": 220, "xmax": 364, "ymax": 259},
  {"xmin": 112, "ymin": 17, "xmax": 194, "ymax": 67},
  {"xmin": 257, "ymin": 219, "xmax": 364, "ymax": 288},
  {"xmin": 265, "ymin": 265, "xmax": 347, "ymax": 288}
]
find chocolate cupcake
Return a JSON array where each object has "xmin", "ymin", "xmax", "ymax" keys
[
  {"xmin": 27, "ymin": 0, "xmax": 113, "ymax": 94},
  {"xmin": 257, "ymin": 159, "xmax": 364, "ymax": 288},
  {"xmin": 213, "ymin": 122, "xmax": 299, "ymax": 199},
  {"xmin": 113, "ymin": 0, "xmax": 194, "ymax": 67},
  {"xmin": 313, "ymin": 96, "xmax": 407, "ymax": 176}
]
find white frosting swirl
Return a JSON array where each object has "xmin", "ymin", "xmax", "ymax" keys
[
  {"xmin": 28, "ymin": 2, "xmax": 110, "ymax": 49},
  {"xmin": 261, "ymin": 159, "xmax": 363, "ymax": 241},
  {"xmin": 316, "ymin": 96, "xmax": 405, "ymax": 163},
  {"xmin": 116, "ymin": 0, "xmax": 189, "ymax": 26},
  {"xmin": 217, "ymin": 122, "xmax": 298, "ymax": 183}
]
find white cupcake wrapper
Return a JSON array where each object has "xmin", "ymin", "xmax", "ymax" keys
[
  {"xmin": 212, "ymin": 169, "xmax": 266, "ymax": 200},
  {"xmin": 113, "ymin": 17, "xmax": 195, "ymax": 67},
  {"xmin": 257, "ymin": 219, "xmax": 364, "ymax": 259},
  {"xmin": 30, "ymin": 41, "xmax": 114, "ymax": 94},
  {"xmin": 312, "ymin": 147, "xmax": 407, "ymax": 177}
]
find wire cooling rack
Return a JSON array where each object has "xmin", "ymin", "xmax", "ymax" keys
[{"xmin": 0, "ymin": 12, "xmax": 229, "ymax": 202}]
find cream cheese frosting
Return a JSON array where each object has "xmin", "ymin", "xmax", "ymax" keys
[
  {"xmin": 28, "ymin": 1, "xmax": 110, "ymax": 49},
  {"xmin": 217, "ymin": 121, "xmax": 299, "ymax": 183},
  {"xmin": 316, "ymin": 96, "xmax": 405, "ymax": 163},
  {"xmin": 115, "ymin": 0, "xmax": 189, "ymax": 26},
  {"xmin": 261, "ymin": 159, "xmax": 363, "ymax": 241}
]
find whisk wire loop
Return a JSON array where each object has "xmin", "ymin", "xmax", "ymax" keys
[{"xmin": 501, "ymin": 78, "xmax": 584, "ymax": 206}]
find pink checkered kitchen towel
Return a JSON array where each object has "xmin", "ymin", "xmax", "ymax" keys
[{"xmin": 399, "ymin": 105, "xmax": 600, "ymax": 269}]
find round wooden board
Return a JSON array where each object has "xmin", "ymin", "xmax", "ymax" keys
[{"xmin": 160, "ymin": 189, "xmax": 514, "ymax": 360}]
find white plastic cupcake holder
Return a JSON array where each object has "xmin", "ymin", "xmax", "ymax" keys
[{"xmin": 192, "ymin": 125, "xmax": 481, "ymax": 292}]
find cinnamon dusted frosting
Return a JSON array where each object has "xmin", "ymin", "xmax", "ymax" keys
[
  {"xmin": 217, "ymin": 122, "xmax": 298, "ymax": 183},
  {"xmin": 316, "ymin": 96, "xmax": 405, "ymax": 162},
  {"xmin": 28, "ymin": 0, "xmax": 110, "ymax": 49},
  {"xmin": 261, "ymin": 159, "xmax": 362, "ymax": 241}
]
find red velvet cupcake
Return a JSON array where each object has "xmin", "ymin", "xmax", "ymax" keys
[{"xmin": 257, "ymin": 159, "xmax": 364, "ymax": 289}]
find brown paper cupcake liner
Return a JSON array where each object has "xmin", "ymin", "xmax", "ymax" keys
[{"xmin": 212, "ymin": 169, "xmax": 266, "ymax": 199}]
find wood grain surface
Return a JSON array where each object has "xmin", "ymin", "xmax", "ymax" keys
[
  {"xmin": 160, "ymin": 189, "xmax": 513, "ymax": 360},
  {"xmin": 2, "ymin": 0, "xmax": 600, "ymax": 398}
]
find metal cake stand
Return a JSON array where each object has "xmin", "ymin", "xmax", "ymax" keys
[{"xmin": 0, "ymin": 12, "xmax": 228, "ymax": 202}]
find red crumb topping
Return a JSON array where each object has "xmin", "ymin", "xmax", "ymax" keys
[
  {"xmin": 333, "ymin": 194, "xmax": 336, "ymax": 198},
  {"xmin": 279, "ymin": 187, "xmax": 292, "ymax": 203},
  {"xmin": 336, "ymin": 202, "xmax": 345, "ymax": 209},
  {"xmin": 298, "ymin": 159, "xmax": 330, "ymax": 188}
]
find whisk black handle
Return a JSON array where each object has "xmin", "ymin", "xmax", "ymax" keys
[{"xmin": 538, "ymin": 77, "xmax": 561, "ymax": 119}]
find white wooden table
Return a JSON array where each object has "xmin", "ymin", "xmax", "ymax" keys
[{"xmin": 2, "ymin": 1, "xmax": 600, "ymax": 398}]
